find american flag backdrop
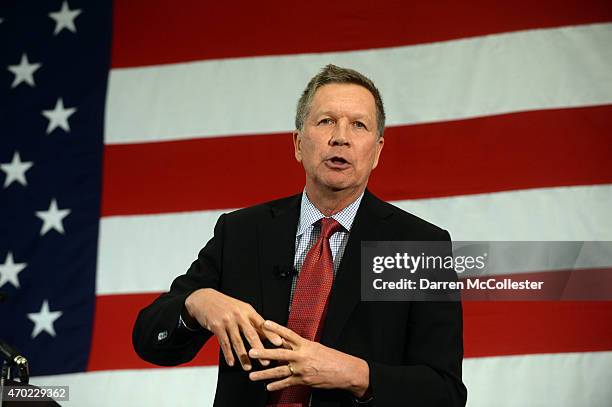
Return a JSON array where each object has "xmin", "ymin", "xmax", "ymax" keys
[{"xmin": 1, "ymin": 0, "xmax": 612, "ymax": 405}]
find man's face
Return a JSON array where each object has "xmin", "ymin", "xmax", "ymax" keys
[{"xmin": 293, "ymin": 83, "xmax": 384, "ymax": 195}]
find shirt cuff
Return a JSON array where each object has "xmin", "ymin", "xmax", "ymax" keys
[
  {"xmin": 352, "ymin": 387, "xmax": 373, "ymax": 406},
  {"xmin": 352, "ymin": 395, "xmax": 374, "ymax": 406},
  {"xmin": 178, "ymin": 313, "xmax": 201, "ymax": 331}
]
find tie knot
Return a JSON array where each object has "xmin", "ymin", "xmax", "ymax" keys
[{"xmin": 319, "ymin": 217, "xmax": 342, "ymax": 239}]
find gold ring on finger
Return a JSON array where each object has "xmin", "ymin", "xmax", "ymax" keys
[{"xmin": 287, "ymin": 363, "xmax": 295, "ymax": 376}]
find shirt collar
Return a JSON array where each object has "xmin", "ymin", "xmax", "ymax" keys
[{"xmin": 296, "ymin": 190, "xmax": 364, "ymax": 237}]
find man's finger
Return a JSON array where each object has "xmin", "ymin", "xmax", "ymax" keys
[
  {"xmin": 215, "ymin": 329, "xmax": 235, "ymax": 367},
  {"xmin": 228, "ymin": 323, "xmax": 251, "ymax": 371},
  {"xmin": 280, "ymin": 337, "xmax": 293, "ymax": 350},
  {"xmin": 248, "ymin": 347, "xmax": 294, "ymax": 362},
  {"xmin": 248, "ymin": 365, "xmax": 292, "ymax": 382},
  {"xmin": 239, "ymin": 319, "xmax": 270, "ymax": 366},
  {"xmin": 266, "ymin": 376, "xmax": 295, "ymax": 392},
  {"xmin": 251, "ymin": 314, "xmax": 283, "ymax": 347},
  {"xmin": 263, "ymin": 320, "xmax": 302, "ymax": 345}
]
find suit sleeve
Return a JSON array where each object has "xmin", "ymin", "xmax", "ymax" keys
[
  {"xmin": 367, "ymin": 230, "xmax": 467, "ymax": 407},
  {"xmin": 131, "ymin": 214, "xmax": 226, "ymax": 366}
]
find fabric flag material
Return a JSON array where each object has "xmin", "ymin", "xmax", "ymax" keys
[
  {"xmin": 1, "ymin": 0, "xmax": 111, "ymax": 376},
  {"xmin": 1, "ymin": 0, "xmax": 611, "ymax": 406}
]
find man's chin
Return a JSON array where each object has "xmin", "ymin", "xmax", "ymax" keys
[
  {"xmin": 307, "ymin": 173, "xmax": 364, "ymax": 194},
  {"xmin": 320, "ymin": 179, "xmax": 359, "ymax": 193}
]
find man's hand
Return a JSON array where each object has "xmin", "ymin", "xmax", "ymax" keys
[
  {"xmin": 184, "ymin": 288, "xmax": 283, "ymax": 370},
  {"xmin": 248, "ymin": 320, "xmax": 370, "ymax": 398}
]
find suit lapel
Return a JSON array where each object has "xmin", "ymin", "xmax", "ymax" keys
[
  {"xmin": 258, "ymin": 194, "xmax": 301, "ymax": 326},
  {"xmin": 320, "ymin": 190, "xmax": 392, "ymax": 347},
  {"xmin": 256, "ymin": 191, "xmax": 392, "ymax": 345}
]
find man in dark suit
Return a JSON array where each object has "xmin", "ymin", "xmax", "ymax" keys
[{"xmin": 133, "ymin": 64, "xmax": 467, "ymax": 406}]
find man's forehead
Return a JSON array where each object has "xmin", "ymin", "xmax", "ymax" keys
[{"xmin": 310, "ymin": 83, "xmax": 376, "ymax": 117}]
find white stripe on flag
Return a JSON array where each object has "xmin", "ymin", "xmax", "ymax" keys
[
  {"xmin": 463, "ymin": 351, "xmax": 612, "ymax": 407},
  {"xmin": 32, "ymin": 366, "xmax": 218, "ymax": 406},
  {"xmin": 105, "ymin": 23, "xmax": 612, "ymax": 144},
  {"xmin": 31, "ymin": 351, "xmax": 612, "ymax": 406},
  {"xmin": 97, "ymin": 184, "xmax": 612, "ymax": 295}
]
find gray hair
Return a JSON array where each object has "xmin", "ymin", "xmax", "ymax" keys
[{"xmin": 295, "ymin": 64, "xmax": 386, "ymax": 138}]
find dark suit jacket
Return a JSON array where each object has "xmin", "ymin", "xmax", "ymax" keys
[{"xmin": 133, "ymin": 190, "xmax": 467, "ymax": 406}]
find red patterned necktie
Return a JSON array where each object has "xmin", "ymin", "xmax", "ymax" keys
[{"xmin": 267, "ymin": 217, "xmax": 343, "ymax": 407}]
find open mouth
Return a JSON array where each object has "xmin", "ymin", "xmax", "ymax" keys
[{"xmin": 326, "ymin": 156, "xmax": 351, "ymax": 169}]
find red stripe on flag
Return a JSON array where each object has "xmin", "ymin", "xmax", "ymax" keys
[
  {"xmin": 101, "ymin": 105, "xmax": 612, "ymax": 216},
  {"xmin": 460, "ymin": 268, "xmax": 612, "ymax": 301},
  {"xmin": 463, "ymin": 301, "xmax": 612, "ymax": 358},
  {"xmin": 87, "ymin": 289, "xmax": 612, "ymax": 371},
  {"xmin": 112, "ymin": 0, "xmax": 612, "ymax": 68},
  {"xmin": 87, "ymin": 293, "xmax": 219, "ymax": 371}
]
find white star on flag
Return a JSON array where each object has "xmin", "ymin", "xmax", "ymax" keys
[
  {"xmin": 42, "ymin": 98, "xmax": 77, "ymax": 134},
  {"xmin": 49, "ymin": 1, "xmax": 82, "ymax": 35},
  {"xmin": 35, "ymin": 198, "xmax": 71, "ymax": 235},
  {"xmin": 27, "ymin": 300, "xmax": 63, "ymax": 338},
  {"xmin": 1, "ymin": 151, "xmax": 34, "ymax": 188},
  {"xmin": 7, "ymin": 53, "xmax": 42, "ymax": 88},
  {"xmin": 0, "ymin": 252, "xmax": 26, "ymax": 289}
]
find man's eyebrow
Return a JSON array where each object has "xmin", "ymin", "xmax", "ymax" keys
[{"xmin": 314, "ymin": 110, "xmax": 373, "ymax": 120}]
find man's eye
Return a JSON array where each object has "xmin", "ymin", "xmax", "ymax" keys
[
  {"xmin": 354, "ymin": 121, "xmax": 367, "ymax": 129},
  {"xmin": 318, "ymin": 118, "xmax": 334, "ymax": 125}
]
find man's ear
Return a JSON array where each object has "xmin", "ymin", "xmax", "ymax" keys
[
  {"xmin": 293, "ymin": 131, "xmax": 302, "ymax": 163},
  {"xmin": 372, "ymin": 136, "xmax": 384, "ymax": 170}
]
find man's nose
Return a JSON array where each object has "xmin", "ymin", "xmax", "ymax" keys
[{"xmin": 329, "ymin": 120, "xmax": 349, "ymax": 146}]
